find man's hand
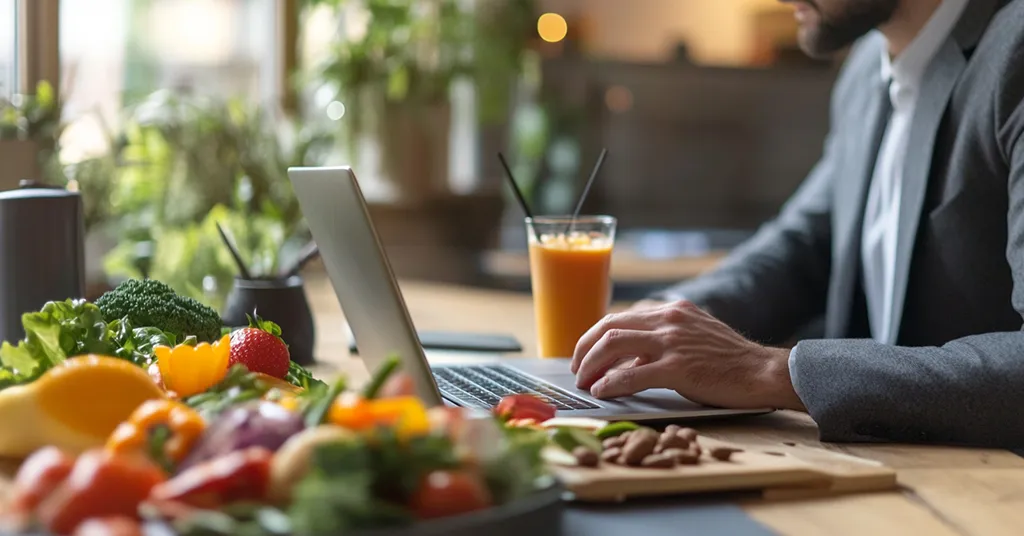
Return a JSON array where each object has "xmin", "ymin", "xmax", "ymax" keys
[
  {"xmin": 570, "ymin": 300, "xmax": 805, "ymax": 411},
  {"xmin": 627, "ymin": 299, "xmax": 668, "ymax": 312}
]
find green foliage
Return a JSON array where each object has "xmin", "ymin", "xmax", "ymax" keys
[
  {"xmin": 95, "ymin": 278, "xmax": 224, "ymax": 342},
  {"xmin": 0, "ymin": 80, "xmax": 62, "ymax": 145},
  {"xmin": 304, "ymin": 0, "xmax": 537, "ymax": 140},
  {"xmin": 183, "ymin": 365, "xmax": 274, "ymax": 421},
  {"xmin": 0, "ymin": 299, "xmax": 116, "ymax": 388},
  {"xmin": 89, "ymin": 91, "xmax": 335, "ymax": 310},
  {"xmin": 107, "ymin": 318, "xmax": 178, "ymax": 367}
]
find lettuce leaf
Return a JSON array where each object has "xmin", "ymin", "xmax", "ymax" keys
[{"xmin": 0, "ymin": 299, "xmax": 118, "ymax": 391}]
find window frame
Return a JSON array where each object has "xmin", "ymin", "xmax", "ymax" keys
[{"xmin": 17, "ymin": 0, "xmax": 296, "ymax": 108}]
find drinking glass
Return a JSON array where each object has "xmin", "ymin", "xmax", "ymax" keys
[{"xmin": 525, "ymin": 216, "xmax": 617, "ymax": 358}]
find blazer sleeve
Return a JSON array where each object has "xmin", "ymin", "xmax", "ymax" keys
[{"xmin": 789, "ymin": 72, "xmax": 1024, "ymax": 448}]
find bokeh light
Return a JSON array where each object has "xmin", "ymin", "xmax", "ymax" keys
[
  {"xmin": 327, "ymin": 101, "xmax": 346, "ymax": 121},
  {"xmin": 537, "ymin": 13, "xmax": 568, "ymax": 43}
]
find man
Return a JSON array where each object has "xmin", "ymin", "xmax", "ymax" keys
[{"xmin": 571, "ymin": 0, "xmax": 1024, "ymax": 447}]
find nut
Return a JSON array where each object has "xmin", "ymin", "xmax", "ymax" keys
[
  {"xmin": 689, "ymin": 443, "xmax": 703, "ymax": 457},
  {"xmin": 641, "ymin": 453, "xmax": 677, "ymax": 468},
  {"xmin": 662, "ymin": 448, "xmax": 701, "ymax": 465},
  {"xmin": 601, "ymin": 447, "xmax": 623, "ymax": 463},
  {"xmin": 603, "ymin": 435, "xmax": 627, "ymax": 449},
  {"xmin": 655, "ymin": 431, "xmax": 691, "ymax": 453},
  {"xmin": 621, "ymin": 428, "xmax": 658, "ymax": 466},
  {"xmin": 710, "ymin": 447, "xmax": 742, "ymax": 461},
  {"xmin": 664, "ymin": 424, "xmax": 681, "ymax": 435},
  {"xmin": 678, "ymin": 428, "xmax": 699, "ymax": 442},
  {"xmin": 573, "ymin": 447, "xmax": 600, "ymax": 467}
]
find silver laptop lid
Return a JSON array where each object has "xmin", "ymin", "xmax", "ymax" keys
[{"xmin": 287, "ymin": 166, "xmax": 444, "ymax": 406}]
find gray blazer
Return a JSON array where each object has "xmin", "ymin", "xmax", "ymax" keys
[{"xmin": 651, "ymin": 0, "xmax": 1024, "ymax": 447}]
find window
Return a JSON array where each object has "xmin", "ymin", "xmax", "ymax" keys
[
  {"xmin": 59, "ymin": 0, "xmax": 280, "ymax": 161},
  {"xmin": 0, "ymin": 0, "xmax": 15, "ymax": 97}
]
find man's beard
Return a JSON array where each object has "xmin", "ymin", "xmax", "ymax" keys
[{"xmin": 796, "ymin": 0, "xmax": 900, "ymax": 57}]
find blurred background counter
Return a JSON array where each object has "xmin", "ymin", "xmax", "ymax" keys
[{"xmin": 0, "ymin": 0, "xmax": 838, "ymax": 305}]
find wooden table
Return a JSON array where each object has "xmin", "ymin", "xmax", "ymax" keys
[{"xmin": 303, "ymin": 272, "xmax": 1024, "ymax": 536}]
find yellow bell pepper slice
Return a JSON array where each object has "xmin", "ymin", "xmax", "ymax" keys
[{"xmin": 155, "ymin": 334, "xmax": 231, "ymax": 397}]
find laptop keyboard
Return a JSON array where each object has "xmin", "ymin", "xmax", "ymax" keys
[{"xmin": 432, "ymin": 365, "xmax": 600, "ymax": 411}]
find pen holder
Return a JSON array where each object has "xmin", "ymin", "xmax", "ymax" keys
[{"xmin": 222, "ymin": 275, "xmax": 316, "ymax": 367}]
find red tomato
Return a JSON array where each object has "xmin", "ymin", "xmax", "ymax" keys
[
  {"xmin": 494, "ymin": 394, "xmax": 556, "ymax": 422},
  {"xmin": 379, "ymin": 372, "xmax": 416, "ymax": 399},
  {"xmin": 149, "ymin": 447, "xmax": 273, "ymax": 508},
  {"xmin": 72, "ymin": 517, "xmax": 143, "ymax": 536},
  {"xmin": 37, "ymin": 450, "xmax": 166, "ymax": 535},
  {"xmin": 409, "ymin": 470, "xmax": 493, "ymax": 520},
  {"xmin": 9, "ymin": 446, "xmax": 74, "ymax": 513}
]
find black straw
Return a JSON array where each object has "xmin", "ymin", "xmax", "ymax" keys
[
  {"xmin": 498, "ymin": 152, "xmax": 542, "ymax": 242},
  {"xmin": 216, "ymin": 222, "xmax": 253, "ymax": 280},
  {"xmin": 568, "ymin": 148, "xmax": 608, "ymax": 234},
  {"xmin": 280, "ymin": 241, "xmax": 320, "ymax": 278}
]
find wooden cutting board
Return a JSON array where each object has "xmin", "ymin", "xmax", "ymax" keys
[{"xmin": 546, "ymin": 437, "xmax": 898, "ymax": 502}]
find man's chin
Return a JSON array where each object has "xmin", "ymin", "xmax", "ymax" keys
[{"xmin": 796, "ymin": 28, "xmax": 845, "ymax": 59}]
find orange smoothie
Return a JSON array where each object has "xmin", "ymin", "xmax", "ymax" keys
[{"xmin": 528, "ymin": 233, "xmax": 614, "ymax": 358}]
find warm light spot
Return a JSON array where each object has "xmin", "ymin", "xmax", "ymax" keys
[
  {"xmin": 605, "ymin": 86, "xmax": 634, "ymax": 113},
  {"xmin": 327, "ymin": 100, "xmax": 346, "ymax": 121},
  {"xmin": 537, "ymin": 13, "xmax": 568, "ymax": 43}
]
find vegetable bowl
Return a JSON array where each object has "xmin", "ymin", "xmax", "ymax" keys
[
  {"xmin": 0, "ymin": 278, "xmax": 564, "ymax": 536},
  {"xmin": 0, "ymin": 355, "xmax": 564, "ymax": 536}
]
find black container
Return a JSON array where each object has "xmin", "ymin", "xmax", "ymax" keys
[
  {"xmin": 222, "ymin": 276, "xmax": 316, "ymax": 366},
  {"xmin": 0, "ymin": 184, "xmax": 85, "ymax": 343}
]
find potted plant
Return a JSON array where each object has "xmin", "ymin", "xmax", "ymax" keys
[
  {"xmin": 97, "ymin": 90, "xmax": 336, "ymax": 311},
  {"xmin": 0, "ymin": 81, "xmax": 62, "ymax": 191},
  {"xmin": 302, "ymin": 0, "xmax": 537, "ymax": 203}
]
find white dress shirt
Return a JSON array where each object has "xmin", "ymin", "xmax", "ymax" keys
[{"xmin": 861, "ymin": 0, "xmax": 970, "ymax": 343}]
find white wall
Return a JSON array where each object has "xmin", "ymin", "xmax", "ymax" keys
[{"xmin": 539, "ymin": 0, "xmax": 787, "ymax": 65}]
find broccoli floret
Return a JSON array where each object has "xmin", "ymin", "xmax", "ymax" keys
[{"xmin": 96, "ymin": 279, "xmax": 223, "ymax": 342}]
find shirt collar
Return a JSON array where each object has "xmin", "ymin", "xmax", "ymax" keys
[{"xmin": 879, "ymin": 0, "xmax": 971, "ymax": 88}]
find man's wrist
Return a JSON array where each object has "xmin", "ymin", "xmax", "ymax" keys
[{"xmin": 758, "ymin": 346, "xmax": 806, "ymax": 411}]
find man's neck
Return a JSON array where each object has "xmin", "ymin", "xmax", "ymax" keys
[{"xmin": 879, "ymin": 0, "xmax": 944, "ymax": 57}]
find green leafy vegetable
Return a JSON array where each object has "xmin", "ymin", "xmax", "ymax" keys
[
  {"xmin": 362, "ymin": 354, "xmax": 400, "ymax": 399},
  {"xmin": 285, "ymin": 361, "xmax": 325, "ymax": 391},
  {"xmin": 595, "ymin": 421, "xmax": 639, "ymax": 440},
  {"xmin": 183, "ymin": 365, "xmax": 273, "ymax": 420},
  {"xmin": 552, "ymin": 426, "xmax": 603, "ymax": 455},
  {"xmin": 287, "ymin": 434, "xmax": 427, "ymax": 535},
  {"xmin": 303, "ymin": 377, "xmax": 347, "ymax": 428},
  {"xmin": 108, "ymin": 317, "xmax": 178, "ymax": 367},
  {"xmin": 0, "ymin": 299, "xmax": 117, "ymax": 388},
  {"xmin": 95, "ymin": 278, "xmax": 223, "ymax": 342},
  {"xmin": 485, "ymin": 424, "xmax": 551, "ymax": 504}
]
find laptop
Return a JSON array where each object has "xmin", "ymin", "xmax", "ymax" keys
[{"xmin": 288, "ymin": 166, "xmax": 771, "ymax": 422}]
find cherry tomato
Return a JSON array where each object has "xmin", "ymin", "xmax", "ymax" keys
[
  {"xmin": 72, "ymin": 517, "xmax": 143, "ymax": 536},
  {"xmin": 408, "ymin": 470, "xmax": 493, "ymax": 519},
  {"xmin": 494, "ymin": 394, "xmax": 556, "ymax": 422},
  {"xmin": 8, "ymin": 446, "xmax": 74, "ymax": 513},
  {"xmin": 379, "ymin": 373, "xmax": 416, "ymax": 399}
]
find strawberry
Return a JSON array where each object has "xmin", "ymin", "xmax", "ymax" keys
[{"xmin": 228, "ymin": 314, "xmax": 291, "ymax": 379}]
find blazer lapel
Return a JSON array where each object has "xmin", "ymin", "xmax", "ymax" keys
[
  {"xmin": 826, "ymin": 74, "xmax": 891, "ymax": 338},
  {"xmin": 885, "ymin": 0, "xmax": 1001, "ymax": 341}
]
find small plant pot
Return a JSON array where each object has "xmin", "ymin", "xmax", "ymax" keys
[{"xmin": 222, "ymin": 275, "xmax": 316, "ymax": 366}]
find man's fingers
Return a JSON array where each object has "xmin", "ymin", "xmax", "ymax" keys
[
  {"xmin": 590, "ymin": 361, "xmax": 672, "ymax": 399},
  {"xmin": 575, "ymin": 328, "xmax": 662, "ymax": 389},
  {"xmin": 571, "ymin": 311, "xmax": 658, "ymax": 373}
]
